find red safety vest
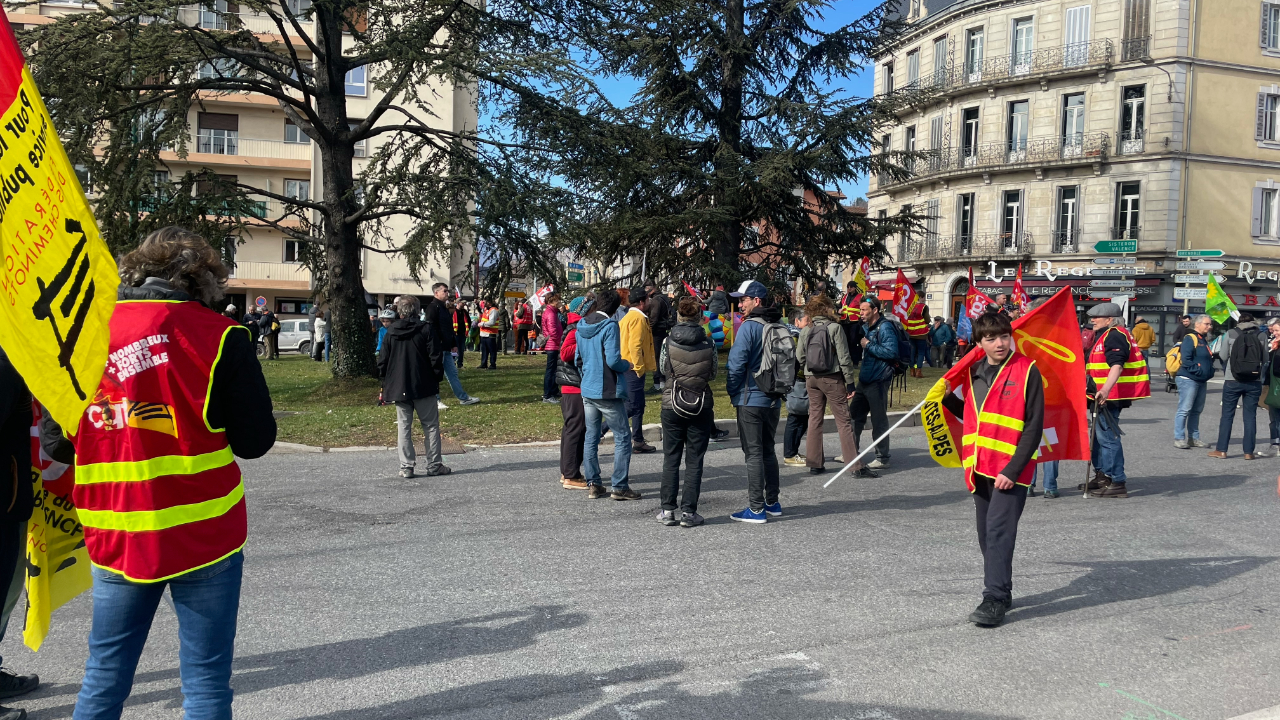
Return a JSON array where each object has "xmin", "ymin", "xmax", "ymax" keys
[
  {"xmin": 1087, "ymin": 326, "xmax": 1151, "ymax": 401},
  {"xmin": 960, "ymin": 353, "xmax": 1037, "ymax": 492},
  {"xmin": 73, "ymin": 300, "xmax": 249, "ymax": 583}
]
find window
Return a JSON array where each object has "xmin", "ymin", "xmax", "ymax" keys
[
  {"xmin": 1002, "ymin": 190, "xmax": 1023, "ymax": 251},
  {"xmin": 904, "ymin": 125, "xmax": 916, "ymax": 173},
  {"xmin": 929, "ymin": 115, "xmax": 944, "ymax": 171},
  {"xmin": 196, "ymin": 112, "xmax": 238, "ymax": 155},
  {"xmin": 284, "ymin": 120, "xmax": 309, "ymax": 144},
  {"xmin": 284, "ymin": 179, "xmax": 310, "ymax": 200},
  {"xmin": 352, "ymin": 122, "xmax": 368, "ymax": 157},
  {"xmin": 1123, "ymin": 0, "xmax": 1151, "ymax": 59},
  {"xmin": 287, "ymin": 0, "xmax": 312, "ymax": 14},
  {"xmin": 153, "ymin": 170, "xmax": 170, "ymax": 186},
  {"xmin": 962, "ymin": 107, "xmax": 980, "ymax": 163},
  {"xmin": 1062, "ymin": 93, "xmax": 1085, "ymax": 156},
  {"xmin": 1007, "ymin": 100, "xmax": 1029, "ymax": 159},
  {"xmin": 965, "ymin": 28, "xmax": 984, "ymax": 80},
  {"xmin": 1011, "ymin": 19, "xmax": 1034, "ymax": 75},
  {"xmin": 956, "ymin": 193, "xmax": 975, "ymax": 253},
  {"xmin": 199, "ymin": 0, "xmax": 231, "ymax": 30},
  {"xmin": 1055, "ymin": 186, "xmax": 1080, "ymax": 252},
  {"xmin": 906, "ymin": 50, "xmax": 920, "ymax": 87},
  {"xmin": 1266, "ymin": 3, "xmax": 1280, "ymax": 51},
  {"xmin": 883, "ymin": 62, "xmax": 894, "ymax": 93},
  {"xmin": 1258, "ymin": 91, "xmax": 1280, "ymax": 143},
  {"xmin": 1120, "ymin": 86, "xmax": 1146, "ymax": 153},
  {"xmin": 933, "ymin": 36, "xmax": 948, "ymax": 85},
  {"xmin": 924, "ymin": 198, "xmax": 940, "ymax": 246},
  {"xmin": 197, "ymin": 58, "xmax": 239, "ymax": 80},
  {"xmin": 1114, "ymin": 181, "xmax": 1141, "ymax": 239},
  {"xmin": 1253, "ymin": 186, "xmax": 1280, "ymax": 239},
  {"xmin": 877, "ymin": 133, "xmax": 890, "ymax": 186},
  {"xmin": 1064, "ymin": 6, "xmax": 1091, "ymax": 66},
  {"xmin": 284, "ymin": 239, "xmax": 302, "ymax": 263},
  {"xmin": 345, "ymin": 65, "xmax": 367, "ymax": 96}
]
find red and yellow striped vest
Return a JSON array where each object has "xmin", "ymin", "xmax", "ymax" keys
[
  {"xmin": 73, "ymin": 300, "xmax": 248, "ymax": 583},
  {"xmin": 1087, "ymin": 326, "xmax": 1151, "ymax": 401},
  {"xmin": 960, "ymin": 353, "xmax": 1037, "ymax": 492}
]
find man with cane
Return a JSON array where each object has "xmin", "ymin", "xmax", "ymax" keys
[{"xmin": 1080, "ymin": 302, "xmax": 1150, "ymax": 498}]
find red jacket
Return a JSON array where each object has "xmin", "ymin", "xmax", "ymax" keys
[{"xmin": 560, "ymin": 313, "xmax": 581, "ymax": 394}]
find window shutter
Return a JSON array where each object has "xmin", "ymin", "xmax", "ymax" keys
[
  {"xmin": 1258, "ymin": 93, "xmax": 1269, "ymax": 141},
  {"xmin": 1253, "ymin": 188, "xmax": 1266, "ymax": 237},
  {"xmin": 1263, "ymin": 3, "xmax": 1272, "ymax": 48},
  {"xmin": 198, "ymin": 112, "xmax": 239, "ymax": 131}
]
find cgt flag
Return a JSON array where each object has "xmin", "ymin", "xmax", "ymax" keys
[
  {"xmin": 965, "ymin": 267, "xmax": 997, "ymax": 319},
  {"xmin": 921, "ymin": 287, "xmax": 1089, "ymax": 469},
  {"xmin": 0, "ymin": 11, "xmax": 117, "ymax": 431},
  {"xmin": 1013, "ymin": 266, "xmax": 1030, "ymax": 310},
  {"xmin": 850, "ymin": 256, "xmax": 871, "ymax": 294}
]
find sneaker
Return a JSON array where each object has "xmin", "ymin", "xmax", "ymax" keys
[
  {"xmin": 783, "ymin": 455, "xmax": 806, "ymax": 467},
  {"xmin": 1207, "ymin": 450, "xmax": 1227, "ymax": 459},
  {"xmin": 730, "ymin": 507, "xmax": 767, "ymax": 524},
  {"xmin": 656, "ymin": 509, "xmax": 678, "ymax": 526},
  {"xmin": 399, "ymin": 467, "xmax": 415, "ymax": 479},
  {"xmin": 438, "ymin": 400, "xmax": 449, "ymax": 410},
  {"xmin": 868, "ymin": 458, "xmax": 889, "ymax": 469},
  {"xmin": 612, "ymin": 487, "xmax": 642, "ymax": 501},
  {"xmin": 587, "ymin": 484, "xmax": 609, "ymax": 499},
  {"xmin": 1027, "ymin": 486, "xmax": 1036, "ymax": 498},
  {"xmin": 1044, "ymin": 490, "xmax": 1061, "ymax": 499},
  {"xmin": 426, "ymin": 466, "xmax": 452, "ymax": 477},
  {"xmin": 968, "ymin": 598, "xmax": 1011, "ymax": 627},
  {"xmin": 833, "ymin": 455, "xmax": 844, "ymax": 463},
  {"xmin": 633, "ymin": 442, "xmax": 657, "ymax": 454},
  {"xmin": 680, "ymin": 512, "xmax": 705, "ymax": 528},
  {"xmin": 764, "ymin": 502, "xmax": 783, "ymax": 517},
  {"xmin": 1173, "ymin": 439, "xmax": 1190, "ymax": 449},
  {"xmin": 852, "ymin": 467, "xmax": 880, "ymax": 479},
  {"xmin": 1190, "ymin": 438, "xmax": 1209, "ymax": 448},
  {"xmin": 562, "ymin": 477, "xmax": 588, "ymax": 489},
  {"xmin": 710, "ymin": 428, "xmax": 730, "ymax": 441},
  {"xmin": 1096, "ymin": 482, "xmax": 1128, "ymax": 498},
  {"xmin": 542, "ymin": 397, "xmax": 559, "ymax": 404},
  {"xmin": 0, "ymin": 669, "xmax": 38, "ymax": 699},
  {"xmin": 460, "ymin": 397, "xmax": 481, "ymax": 406}
]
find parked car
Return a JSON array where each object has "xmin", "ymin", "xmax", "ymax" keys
[{"xmin": 256, "ymin": 317, "xmax": 313, "ymax": 357}]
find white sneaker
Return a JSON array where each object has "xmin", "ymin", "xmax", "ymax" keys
[
  {"xmin": 868, "ymin": 458, "xmax": 889, "ymax": 469},
  {"xmin": 833, "ymin": 455, "xmax": 844, "ymax": 463},
  {"xmin": 438, "ymin": 400, "xmax": 448, "ymax": 411},
  {"xmin": 460, "ymin": 397, "xmax": 481, "ymax": 406}
]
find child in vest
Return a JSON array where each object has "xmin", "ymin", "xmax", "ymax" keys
[{"xmin": 940, "ymin": 311, "xmax": 1045, "ymax": 628}]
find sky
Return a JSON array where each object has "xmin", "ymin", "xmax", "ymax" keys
[{"xmin": 578, "ymin": 0, "xmax": 884, "ymax": 204}]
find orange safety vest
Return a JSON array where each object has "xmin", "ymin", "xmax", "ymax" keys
[
  {"xmin": 1086, "ymin": 326, "xmax": 1151, "ymax": 401},
  {"xmin": 904, "ymin": 314, "xmax": 929, "ymax": 338},
  {"xmin": 479, "ymin": 308, "xmax": 498, "ymax": 337},
  {"xmin": 73, "ymin": 300, "xmax": 248, "ymax": 583},
  {"xmin": 960, "ymin": 353, "xmax": 1037, "ymax": 492}
]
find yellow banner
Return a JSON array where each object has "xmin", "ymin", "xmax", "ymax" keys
[
  {"xmin": 0, "ymin": 67, "xmax": 118, "ymax": 431},
  {"xmin": 921, "ymin": 377, "xmax": 963, "ymax": 468}
]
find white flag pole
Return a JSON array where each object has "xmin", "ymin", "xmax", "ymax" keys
[{"xmin": 823, "ymin": 397, "xmax": 929, "ymax": 489}]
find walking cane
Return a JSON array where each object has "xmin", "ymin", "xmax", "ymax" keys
[{"xmin": 1082, "ymin": 403, "xmax": 1098, "ymax": 499}]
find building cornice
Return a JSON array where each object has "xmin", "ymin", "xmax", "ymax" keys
[{"xmin": 876, "ymin": 0, "xmax": 1037, "ymax": 60}]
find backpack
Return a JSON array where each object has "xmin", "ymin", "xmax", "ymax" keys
[
  {"xmin": 1229, "ymin": 328, "xmax": 1265, "ymax": 382},
  {"xmin": 1166, "ymin": 335, "xmax": 1197, "ymax": 375},
  {"xmin": 805, "ymin": 321, "xmax": 836, "ymax": 375},
  {"xmin": 671, "ymin": 378, "xmax": 708, "ymax": 418},
  {"xmin": 885, "ymin": 321, "xmax": 912, "ymax": 376},
  {"xmin": 748, "ymin": 317, "xmax": 797, "ymax": 398}
]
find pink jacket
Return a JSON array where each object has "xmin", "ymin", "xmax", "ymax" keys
[{"xmin": 542, "ymin": 306, "xmax": 563, "ymax": 351}]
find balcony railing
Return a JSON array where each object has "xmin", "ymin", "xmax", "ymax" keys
[
  {"xmin": 902, "ymin": 39, "xmax": 1113, "ymax": 95},
  {"xmin": 881, "ymin": 132, "xmax": 1108, "ymax": 189},
  {"xmin": 1117, "ymin": 129, "xmax": 1145, "ymax": 156},
  {"xmin": 229, "ymin": 261, "xmax": 312, "ymax": 284},
  {"xmin": 189, "ymin": 132, "xmax": 313, "ymax": 161},
  {"xmin": 1111, "ymin": 226, "xmax": 1141, "ymax": 241},
  {"xmin": 1052, "ymin": 229, "xmax": 1081, "ymax": 253},
  {"xmin": 903, "ymin": 232, "xmax": 1032, "ymax": 262},
  {"xmin": 1121, "ymin": 36, "xmax": 1150, "ymax": 62},
  {"xmin": 176, "ymin": 7, "xmax": 313, "ymax": 35}
]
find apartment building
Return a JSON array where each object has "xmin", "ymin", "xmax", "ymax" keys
[
  {"xmin": 8, "ymin": 1, "xmax": 475, "ymax": 319},
  {"xmin": 867, "ymin": 0, "xmax": 1280, "ymax": 353}
]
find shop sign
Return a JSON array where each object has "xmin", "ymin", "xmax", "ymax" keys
[
  {"xmin": 1236, "ymin": 261, "xmax": 1280, "ymax": 286},
  {"xmin": 1030, "ymin": 260, "xmax": 1147, "ymax": 282}
]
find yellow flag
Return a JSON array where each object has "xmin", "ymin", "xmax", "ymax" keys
[
  {"xmin": 0, "ymin": 12, "xmax": 118, "ymax": 431},
  {"xmin": 920, "ymin": 377, "xmax": 963, "ymax": 468}
]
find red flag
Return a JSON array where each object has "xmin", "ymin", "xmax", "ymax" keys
[
  {"xmin": 1013, "ymin": 266, "xmax": 1030, "ymax": 310},
  {"xmin": 922, "ymin": 287, "xmax": 1089, "ymax": 468},
  {"xmin": 682, "ymin": 280, "xmax": 702, "ymax": 299},
  {"xmin": 965, "ymin": 267, "xmax": 997, "ymax": 319},
  {"xmin": 891, "ymin": 268, "xmax": 916, "ymax": 322}
]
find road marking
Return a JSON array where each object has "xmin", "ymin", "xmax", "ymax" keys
[
  {"xmin": 1226, "ymin": 704, "xmax": 1280, "ymax": 719},
  {"xmin": 1099, "ymin": 683, "xmax": 1190, "ymax": 720}
]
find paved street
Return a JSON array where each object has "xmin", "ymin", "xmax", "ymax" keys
[{"xmin": 5, "ymin": 380, "xmax": 1280, "ymax": 720}]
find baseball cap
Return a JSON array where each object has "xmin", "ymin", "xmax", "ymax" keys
[
  {"xmin": 1087, "ymin": 302, "xmax": 1122, "ymax": 318},
  {"xmin": 379, "ymin": 308, "xmax": 396, "ymax": 319},
  {"xmin": 730, "ymin": 280, "xmax": 768, "ymax": 299}
]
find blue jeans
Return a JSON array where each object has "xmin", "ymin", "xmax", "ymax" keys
[
  {"xmin": 441, "ymin": 351, "xmax": 472, "ymax": 402},
  {"xmin": 1216, "ymin": 380, "xmax": 1262, "ymax": 455},
  {"xmin": 1091, "ymin": 405, "xmax": 1126, "ymax": 484},
  {"xmin": 582, "ymin": 397, "xmax": 632, "ymax": 490},
  {"xmin": 625, "ymin": 371, "xmax": 647, "ymax": 441},
  {"xmin": 75, "ymin": 552, "xmax": 244, "ymax": 720},
  {"xmin": 323, "ymin": 332, "xmax": 331, "ymax": 361},
  {"xmin": 1174, "ymin": 376, "xmax": 1207, "ymax": 441},
  {"xmin": 1035, "ymin": 461, "xmax": 1059, "ymax": 493},
  {"xmin": 1269, "ymin": 404, "xmax": 1280, "ymax": 445},
  {"xmin": 911, "ymin": 339, "xmax": 930, "ymax": 368}
]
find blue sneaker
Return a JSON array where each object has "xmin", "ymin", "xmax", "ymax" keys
[
  {"xmin": 764, "ymin": 502, "xmax": 783, "ymax": 517},
  {"xmin": 730, "ymin": 507, "xmax": 767, "ymax": 524}
]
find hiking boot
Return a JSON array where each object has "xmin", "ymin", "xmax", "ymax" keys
[
  {"xmin": 783, "ymin": 455, "xmax": 806, "ymax": 467},
  {"xmin": 1173, "ymin": 439, "xmax": 1190, "ymax": 449},
  {"xmin": 656, "ymin": 509, "xmax": 678, "ymax": 526},
  {"xmin": 399, "ymin": 467, "xmax": 415, "ymax": 479},
  {"xmin": 426, "ymin": 466, "xmax": 452, "ymax": 477},
  {"xmin": 562, "ymin": 477, "xmax": 588, "ymax": 489},
  {"xmin": 1078, "ymin": 471, "xmax": 1110, "ymax": 491},
  {"xmin": 680, "ymin": 512, "xmax": 705, "ymax": 528},
  {"xmin": 611, "ymin": 487, "xmax": 642, "ymax": 501},
  {"xmin": 633, "ymin": 442, "xmax": 657, "ymax": 454},
  {"xmin": 968, "ymin": 598, "xmax": 1011, "ymax": 627},
  {"xmin": 1096, "ymin": 482, "xmax": 1128, "ymax": 498},
  {"xmin": 1207, "ymin": 450, "xmax": 1227, "ymax": 459},
  {"xmin": 0, "ymin": 669, "xmax": 38, "ymax": 700},
  {"xmin": 852, "ymin": 467, "xmax": 880, "ymax": 479},
  {"xmin": 1190, "ymin": 438, "xmax": 1209, "ymax": 448},
  {"xmin": 586, "ymin": 484, "xmax": 609, "ymax": 499}
]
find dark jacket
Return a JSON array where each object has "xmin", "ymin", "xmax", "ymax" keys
[
  {"xmin": 660, "ymin": 321, "xmax": 717, "ymax": 410},
  {"xmin": 242, "ymin": 311, "xmax": 263, "ymax": 342},
  {"xmin": 726, "ymin": 306, "xmax": 784, "ymax": 408},
  {"xmin": 124, "ymin": 280, "xmax": 276, "ymax": 458},
  {"xmin": 0, "ymin": 348, "xmax": 33, "ymax": 523},
  {"xmin": 647, "ymin": 293, "xmax": 675, "ymax": 335},
  {"xmin": 859, "ymin": 316, "xmax": 898, "ymax": 384},
  {"xmin": 377, "ymin": 318, "xmax": 443, "ymax": 402},
  {"xmin": 575, "ymin": 311, "xmax": 631, "ymax": 400},
  {"xmin": 425, "ymin": 297, "xmax": 457, "ymax": 350},
  {"xmin": 1176, "ymin": 331, "xmax": 1214, "ymax": 383},
  {"xmin": 707, "ymin": 290, "xmax": 730, "ymax": 316}
]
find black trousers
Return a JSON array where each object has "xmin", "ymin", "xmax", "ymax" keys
[
  {"xmin": 850, "ymin": 377, "xmax": 891, "ymax": 461},
  {"xmin": 559, "ymin": 393, "xmax": 585, "ymax": 479},
  {"xmin": 479, "ymin": 337, "xmax": 498, "ymax": 368},
  {"xmin": 543, "ymin": 351, "xmax": 560, "ymax": 399},
  {"xmin": 972, "ymin": 477, "xmax": 1028, "ymax": 604},
  {"xmin": 737, "ymin": 405, "xmax": 780, "ymax": 511},
  {"xmin": 782, "ymin": 412, "xmax": 807, "ymax": 458},
  {"xmin": 651, "ymin": 331, "xmax": 667, "ymax": 384},
  {"xmin": 660, "ymin": 407, "xmax": 713, "ymax": 514}
]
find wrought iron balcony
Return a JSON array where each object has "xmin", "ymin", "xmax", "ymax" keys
[
  {"xmin": 1111, "ymin": 226, "xmax": 1141, "ymax": 241},
  {"xmin": 1117, "ymin": 129, "xmax": 1145, "ymax": 156},
  {"xmin": 879, "ymin": 132, "xmax": 1108, "ymax": 190},
  {"xmin": 897, "ymin": 39, "xmax": 1113, "ymax": 98},
  {"xmin": 1052, "ymin": 229, "xmax": 1082, "ymax": 253},
  {"xmin": 902, "ymin": 232, "xmax": 1032, "ymax": 262},
  {"xmin": 1121, "ymin": 36, "xmax": 1150, "ymax": 62}
]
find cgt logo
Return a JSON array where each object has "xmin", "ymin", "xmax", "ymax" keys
[{"xmin": 86, "ymin": 398, "xmax": 177, "ymax": 437}]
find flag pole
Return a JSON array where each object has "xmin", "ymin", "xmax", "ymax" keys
[
  {"xmin": 1082, "ymin": 406, "xmax": 1097, "ymax": 498},
  {"xmin": 824, "ymin": 397, "xmax": 929, "ymax": 489}
]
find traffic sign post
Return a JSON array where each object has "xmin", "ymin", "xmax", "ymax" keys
[
  {"xmin": 1088, "ymin": 267, "xmax": 1143, "ymax": 276},
  {"xmin": 567, "ymin": 271, "xmax": 585, "ymax": 283},
  {"xmin": 1094, "ymin": 240, "xmax": 1139, "ymax": 253},
  {"xmin": 1175, "ymin": 249, "xmax": 1224, "ymax": 258},
  {"xmin": 1173, "ymin": 274, "xmax": 1226, "ymax": 284},
  {"xmin": 1174, "ymin": 287, "xmax": 1208, "ymax": 300},
  {"xmin": 1174, "ymin": 261, "xmax": 1226, "ymax": 271},
  {"xmin": 1092, "ymin": 257, "xmax": 1137, "ymax": 265},
  {"xmin": 1089, "ymin": 279, "xmax": 1136, "ymax": 288},
  {"xmin": 1090, "ymin": 291, "xmax": 1136, "ymax": 300}
]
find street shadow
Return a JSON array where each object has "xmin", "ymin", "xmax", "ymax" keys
[
  {"xmin": 1141, "ymin": 473, "xmax": 1248, "ymax": 496},
  {"xmin": 1006, "ymin": 556, "xmax": 1275, "ymax": 623},
  {"xmin": 25, "ymin": 605, "xmax": 590, "ymax": 717},
  {"xmin": 769, "ymin": 488, "xmax": 971, "ymax": 521},
  {"xmin": 291, "ymin": 663, "xmax": 1019, "ymax": 720}
]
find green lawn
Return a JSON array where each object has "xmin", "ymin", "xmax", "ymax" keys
[{"xmin": 261, "ymin": 352, "xmax": 950, "ymax": 448}]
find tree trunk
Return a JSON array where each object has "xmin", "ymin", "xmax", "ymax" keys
[
  {"xmin": 319, "ymin": 144, "xmax": 376, "ymax": 378},
  {"xmin": 713, "ymin": 0, "xmax": 747, "ymax": 283}
]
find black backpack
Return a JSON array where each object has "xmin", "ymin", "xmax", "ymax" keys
[
  {"xmin": 750, "ymin": 318, "xmax": 797, "ymax": 398},
  {"xmin": 1230, "ymin": 329, "xmax": 1265, "ymax": 382},
  {"xmin": 554, "ymin": 332, "xmax": 582, "ymax": 388},
  {"xmin": 805, "ymin": 322, "xmax": 836, "ymax": 375}
]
